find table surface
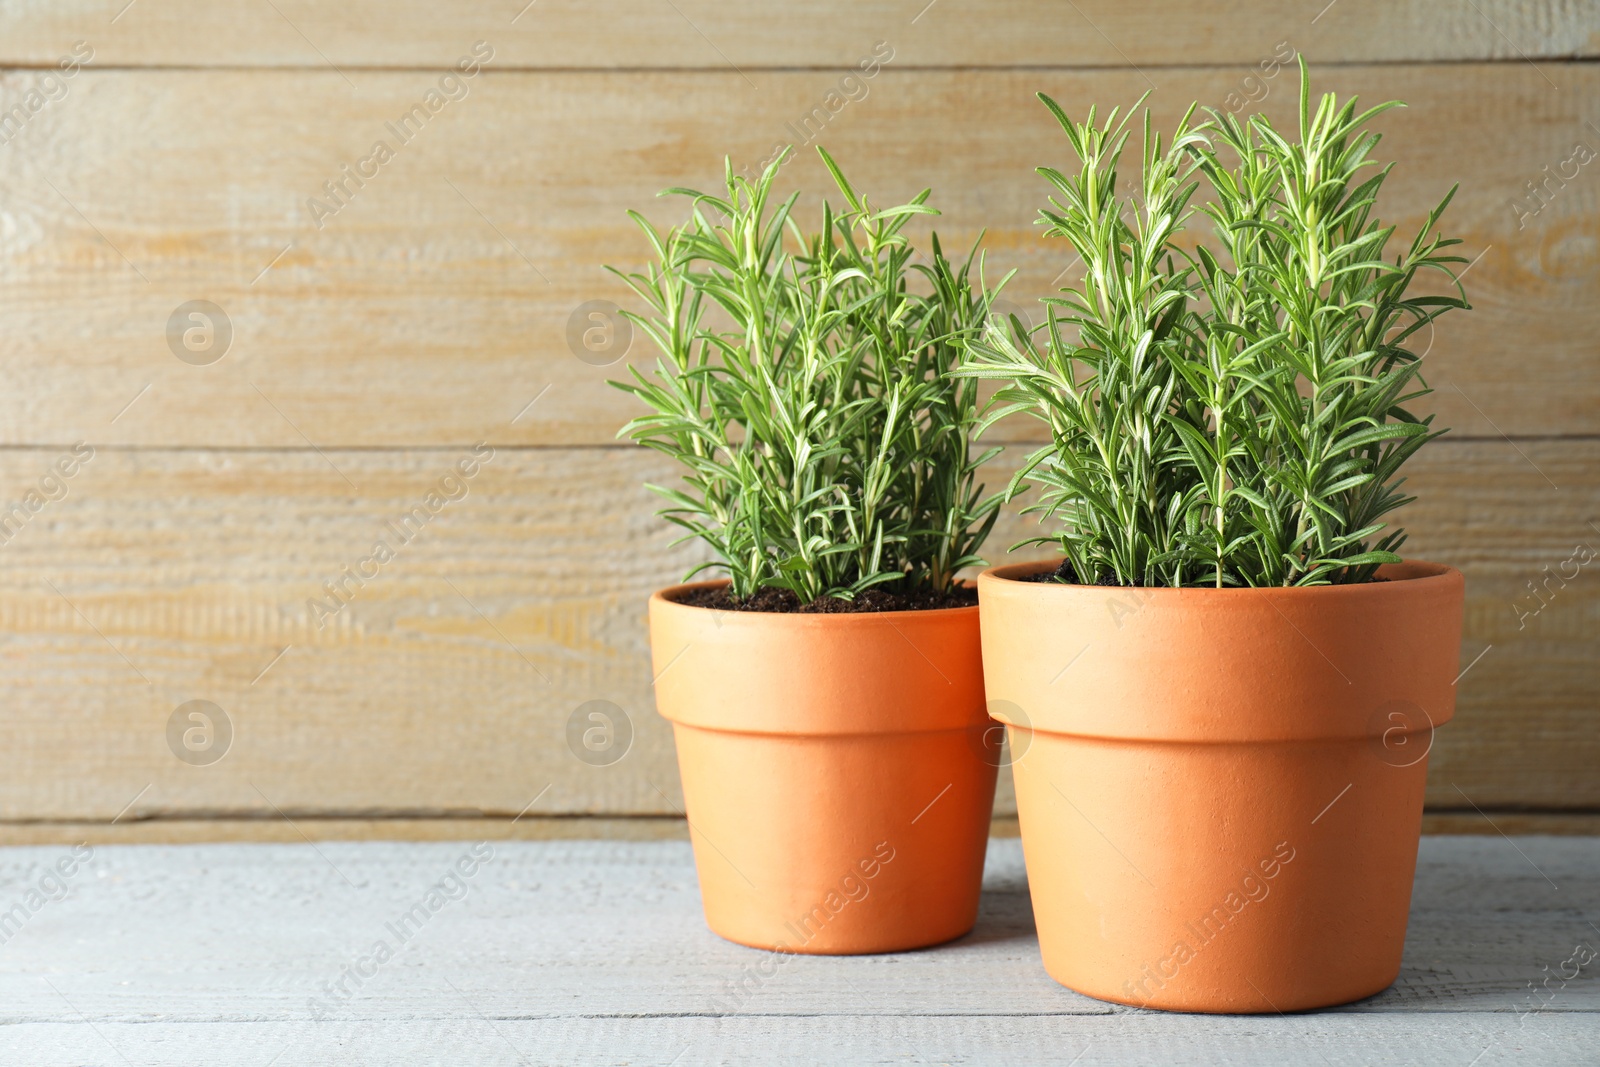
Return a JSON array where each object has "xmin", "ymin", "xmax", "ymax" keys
[{"xmin": 0, "ymin": 835, "xmax": 1595, "ymax": 1066}]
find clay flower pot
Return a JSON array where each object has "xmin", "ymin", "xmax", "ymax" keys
[
  {"xmin": 977, "ymin": 559, "xmax": 1464, "ymax": 1012},
  {"xmin": 649, "ymin": 579, "xmax": 1000, "ymax": 954}
]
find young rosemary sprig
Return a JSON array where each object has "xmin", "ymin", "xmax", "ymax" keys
[
  {"xmin": 611, "ymin": 148, "xmax": 1003, "ymax": 602},
  {"xmin": 957, "ymin": 60, "xmax": 1470, "ymax": 587}
]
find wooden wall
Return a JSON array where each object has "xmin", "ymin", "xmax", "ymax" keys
[{"xmin": 0, "ymin": 2, "xmax": 1594, "ymax": 841}]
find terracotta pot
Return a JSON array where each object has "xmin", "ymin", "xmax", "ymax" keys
[
  {"xmin": 649, "ymin": 579, "xmax": 999, "ymax": 954},
  {"xmin": 977, "ymin": 559, "xmax": 1464, "ymax": 1012}
]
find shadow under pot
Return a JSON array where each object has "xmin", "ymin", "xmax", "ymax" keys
[
  {"xmin": 648, "ymin": 579, "xmax": 1000, "ymax": 955},
  {"xmin": 976, "ymin": 559, "xmax": 1464, "ymax": 1013}
]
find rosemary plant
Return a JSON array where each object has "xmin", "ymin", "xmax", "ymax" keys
[
  {"xmin": 611, "ymin": 148, "xmax": 1001, "ymax": 603},
  {"xmin": 958, "ymin": 61, "xmax": 1470, "ymax": 587}
]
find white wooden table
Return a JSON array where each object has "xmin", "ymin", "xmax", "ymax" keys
[{"xmin": 0, "ymin": 836, "xmax": 1594, "ymax": 1065}]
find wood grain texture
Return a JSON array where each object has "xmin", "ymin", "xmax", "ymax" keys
[
  {"xmin": 0, "ymin": 837, "xmax": 1593, "ymax": 1065},
  {"xmin": 1422, "ymin": 812, "xmax": 1600, "ymax": 835},
  {"xmin": 5, "ymin": 813, "xmax": 1600, "ymax": 846},
  {"xmin": 0, "ymin": 447, "xmax": 698, "ymax": 823},
  {"xmin": 0, "ymin": 65, "xmax": 1594, "ymax": 447},
  {"xmin": 0, "ymin": 1, "xmax": 1593, "ymax": 69},
  {"xmin": 0, "ymin": 440, "xmax": 1591, "ymax": 827},
  {"xmin": 0, "ymin": 816, "xmax": 696, "ymax": 845},
  {"xmin": 0, "ymin": 12, "xmax": 1593, "ymax": 830}
]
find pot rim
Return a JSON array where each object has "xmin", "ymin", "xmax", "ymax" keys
[
  {"xmin": 648, "ymin": 578, "xmax": 988, "ymax": 736},
  {"xmin": 974, "ymin": 556, "xmax": 1465, "ymax": 742},
  {"xmin": 650, "ymin": 576, "xmax": 980, "ymax": 623},
  {"xmin": 978, "ymin": 558, "xmax": 1460, "ymax": 598}
]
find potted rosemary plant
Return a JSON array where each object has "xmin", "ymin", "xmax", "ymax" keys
[
  {"xmin": 959, "ymin": 64, "xmax": 1470, "ymax": 1010},
  {"xmin": 614, "ymin": 148, "xmax": 1003, "ymax": 953}
]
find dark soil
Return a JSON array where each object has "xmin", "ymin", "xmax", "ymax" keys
[
  {"xmin": 671, "ymin": 583, "xmax": 979, "ymax": 614},
  {"xmin": 1021, "ymin": 559, "xmax": 1391, "ymax": 587},
  {"xmin": 1020, "ymin": 560, "xmax": 1132, "ymax": 586}
]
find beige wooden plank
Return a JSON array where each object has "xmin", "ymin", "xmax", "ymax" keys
[
  {"xmin": 1421, "ymin": 812, "xmax": 1600, "ymax": 835},
  {"xmin": 4, "ymin": 813, "xmax": 1599, "ymax": 845},
  {"xmin": 0, "ymin": 817, "xmax": 694, "ymax": 845},
  {"xmin": 0, "ymin": 65, "xmax": 1593, "ymax": 447},
  {"xmin": 0, "ymin": 439, "xmax": 1592, "ymax": 823},
  {"xmin": 1395, "ymin": 441, "xmax": 1600, "ymax": 813},
  {"xmin": 0, "ymin": 447, "xmax": 698, "ymax": 822},
  {"xmin": 0, "ymin": 1, "xmax": 1591, "ymax": 69}
]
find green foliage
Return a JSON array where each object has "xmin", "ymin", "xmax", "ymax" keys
[
  {"xmin": 957, "ymin": 60, "xmax": 1470, "ymax": 587},
  {"xmin": 611, "ymin": 148, "xmax": 1002, "ymax": 602}
]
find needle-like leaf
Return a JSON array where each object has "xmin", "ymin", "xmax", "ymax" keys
[{"xmin": 959, "ymin": 62, "xmax": 1469, "ymax": 587}]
